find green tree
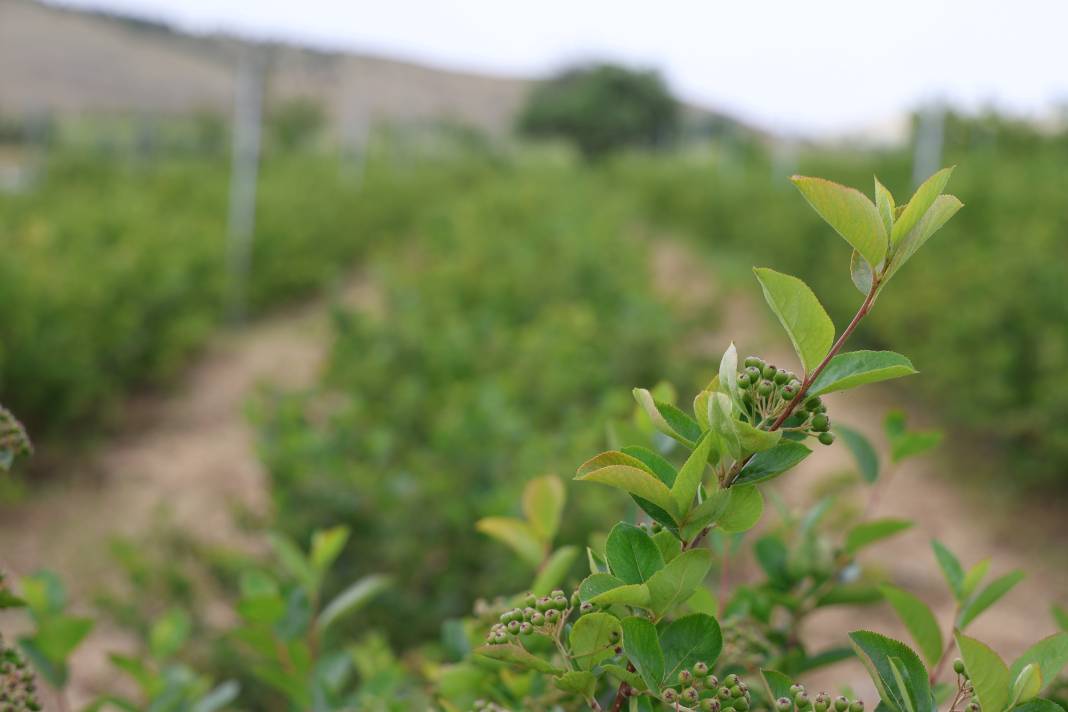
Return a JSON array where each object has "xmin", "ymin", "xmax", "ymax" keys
[{"xmin": 517, "ymin": 63, "xmax": 678, "ymax": 159}]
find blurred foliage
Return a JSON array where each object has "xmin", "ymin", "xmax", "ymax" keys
[
  {"xmin": 268, "ymin": 98, "xmax": 328, "ymax": 152},
  {"xmin": 518, "ymin": 63, "xmax": 678, "ymax": 159}
]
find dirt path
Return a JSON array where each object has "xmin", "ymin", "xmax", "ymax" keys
[{"xmin": 654, "ymin": 242, "xmax": 1068, "ymax": 696}]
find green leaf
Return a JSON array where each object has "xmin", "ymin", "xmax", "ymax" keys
[
  {"xmin": 957, "ymin": 633, "xmax": 1011, "ymax": 712},
  {"xmin": 622, "ymin": 616, "xmax": 665, "ymax": 691},
  {"xmin": 851, "ymin": 249, "xmax": 875, "ymax": 295},
  {"xmin": 836, "ymin": 424, "xmax": 880, "ymax": 483},
  {"xmin": 880, "ymin": 585, "xmax": 944, "ymax": 667},
  {"xmin": 1012, "ymin": 663, "xmax": 1042, "ymax": 706},
  {"xmin": 310, "ymin": 525, "xmax": 350, "ymax": 573},
  {"xmin": 791, "ymin": 175, "xmax": 888, "ymax": 267},
  {"xmin": 885, "ymin": 194, "xmax": 963, "ymax": 282},
  {"xmin": 0, "ymin": 590, "xmax": 26, "ymax": 609},
  {"xmin": 679, "ymin": 489, "xmax": 732, "ymax": 541},
  {"xmin": 603, "ymin": 663, "xmax": 647, "ymax": 691},
  {"xmin": 709, "ymin": 392, "xmax": 741, "ymax": 460},
  {"xmin": 25, "ymin": 615, "xmax": 93, "ymax": 663},
  {"xmin": 719, "ymin": 342, "xmax": 739, "ymax": 402},
  {"xmin": 1010, "ymin": 633, "xmax": 1068, "ymax": 692},
  {"xmin": 875, "ymin": 177, "xmax": 896, "ymax": 237},
  {"xmin": 1053, "ymin": 605, "xmax": 1068, "ymax": 632},
  {"xmin": 1012, "ymin": 700, "xmax": 1066, "ymax": 712},
  {"xmin": 554, "ymin": 670, "xmax": 596, "ymax": 698},
  {"xmin": 193, "ymin": 681, "xmax": 241, "ymax": 712},
  {"xmin": 808, "ymin": 351, "xmax": 917, "ymax": 396},
  {"xmin": 646, "ymin": 549, "xmax": 713, "ymax": 616},
  {"xmin": 523, "ymin": 475, "xmax": 566, "ymax": 544},
  {"xmin": 850, "ymin": 630, "xmax": 935, "ymax": 712},
  {"xmin": 732, "ymin": 440, "xmax": 812, "ymax": 486},
  {"xmin": 755, "ymin": 535, "xmax": 791, "ymax": 588},
  {"xmin": 590, "ymin": 583, "xmax": 651, "ymax": 608},
  {"xmin": 685, "ymin": 587, "xmax": 718, "ymax": 616},
  {"xmin": 717, "ymin": 485, "xmax": 764, "ymax": 533},
  {"xmin": 475, "ymin": 644, "xmax": 562, "ymax": 675},
  {"xmin": 891, "ymin": 431, "xmax": 943, "ymax": 463},
  {"xmin": 633, "ymin": 388, "xmax": 702, "ymax": 445},
  {"xmin": 661, "ymin": 613, "xmax": 723, "ymax": 682},
  {"xmin": 891, "ymin": 167, "xmax": 954, "ymax": 247},
  {"xmin": 570, "ymin": 612, "xmax": 623, "ymax": 670},
  {"xmin": 734, "ymin": 419, "xmax": 783, "ymax": 454},
  {"xmin": 671, "ymin": 431, "xmax": 716, "ymax": 514},
  {"xmin": 605, "ymin": 522, "xmax": 665, "ymax": 585},
  {"xmin": 962, "ymin": 559, "xmax": 991, "ymax": 600},
  {"xmin": 316, "ymin": 574, "xmax": 390, "ymax": 633},
  {"xmin": 475, "ymin": 517, "xmax": 544, "ymax": 567},
  {"xmin": 931, "ymin": 540, "xmax": 965, "ymax": 599},
  {"xmin": 532, "ymin": 546, "xmax": 579, "ymax": 596},
  {"xmin": 753, "ymin": 267, "xmax": 835, "ymax": 374},
  {"xmin": 958, "ymin": 571, "xmax": 1025, "ymax": 630},
  {"xmin": 653, "ymin": 529, "xmax": 682, "ymax": 563},
  {"xmin": 762, "ymin": 669, "xmax": 798, "ymax": 702},
  {"xmin": 622, "ymin": 446, "xmax": 682, "ymax": 532},
  {"xmin": 149, "ymin": 608, "xmax": 192, "ymax": 660},
  {"xmin": 269, "ymin": 533, "xmax": 318, "ymax": 594},
  {"xmin": 576, "ymin": 451, "xmax": 680, "ymax": 522},
  {"xmin": 845, "ymin": 519, "xmax": 913, "ymax": 555},
  {"xmin": 579, "ymin": 573, "xmax": 625, "ymax": 602}
]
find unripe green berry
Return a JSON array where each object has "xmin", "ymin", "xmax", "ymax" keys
[
  {"xmin": 524, "ymin": 593, "xmax": 537, "ymax": 607},
  {"xmin": 835, "ymin": 696, "xmax": 850, "ymax": 712},
  {"xmin": 570, "ymin": 591, "xmax": 581, "ymax": 608},
  {"xmin": 796, "ymin": 692, "xmax": 811, "ymax": 708},
  {"xmin": 849, "ymin": 702, "xmax": 864, "ymax": 712},
  {"xmin": 725, "ymin": 674, "xmax": 740, "ymax": 686},
  {"xmin": 703, "ymin": 700, "xmax": 722, "ymax": 712},
  {"xmin": 730, "ymin": 685, "xmax": 744, "ymax": 698},
  {"xmin": 815, "ymin": 703, "xmax": 829, "ymax": 712},
  {"xmin": 552, "ymin": 595, "xmax": 568, "ymax": 609},
  {"xmin": 744, "ymin": 356, "xmax": 764, "ymax": 370},
  {"xmin": 693, "ymin": 661, "xmax": 709, "ymax": 677},
  {"xmin": 735, "ymin": 699, "xmax": 751, "ymax": 711},
  {"xmin": 662, "ymin": 688, "xmax": 679, "ymax": 703},
  {"xmin": 811, "ymin": 413, "xmax": 830, "ymax": 431},
  {"xmin": 706, "ymin": 675, "xmax": 719, "ymax": 688},
  {"xmin": 580, "ymin": 602, "xmax": 595, "ymax": 614},
  {"xmin": 683, "ymin": 687, "xmax": 701, "ymax": 704},
  {"xmin": 953, "ymin": 659, "xmax": 966, "ymax": 675},
  {"xmin": 680, "ymin": 670, "xmax": 694, "ymax": 685},
  {"xmin": 804, "ymin": 395, "xmax": 822, "ymax": 411},
  {"xmin": 738, "ymin": 372, "xmax": 752, "ymax": 388},
  {"xmin": 781, "ymin": 384, "xmax": 798, "ymax": 400},
  {"xmin": 967, "ymin": 704, "xmax": 979, "ymax": 712},
  {"xmin": 757, "ymin": 379, "xmax": 774, "ymax": 396},
  {"xmin": 777, "ymin": 698, "xmax": 794, "ymax": 712},
  {"xmin": 719, "ymin": 687, "xmax": 732, "ymax": 700},
  {"xmin": 818, "ymin": 431, "xmax": 835, "ymax": 446},
  {"xmin": 519, "ymin": 622, "xmax": 533, "ymax": 636},
  {"xmin": 530, "ymin": 611, "xmax": 544, "ymax": 625},
  {"xmin": 551, "ymin": 589, "xmax": 565, "ymax": 598},
  {"xmin": 544, "ymin": 608, "xmax": 559, "ymax": 622},
  {"xmin": 745, "ymin": 366, "xmax": 762, "ymax": 382},
  {"xmin": 506, "ymin": 620, "xmax": 520, "ymax": 635},
  {"xmin": 762, "ymin": 364, "xmax": 777, "ymax": 379},
  {"xmin": 536, "ymin": 597, "xmax": 551, "ymax": 612},
  {"xmin": 790, "ymin": 685, "xmax": 805, "ymax": 696},
  {"xmin": 774, "ymin": 368, "xmax": 790, "ymax": 384}
]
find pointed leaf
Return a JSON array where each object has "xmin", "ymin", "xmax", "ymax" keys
[
  {"xmin": 310, "ymin": 526, "xmax": 350, "ymax": 573},
  {"xmin": 850, "ymin": 630, "xmax": 935, "ymax": 712},
  {"xmin": 576, "ymin": 455, "xmax": 680, "ymax": 523},
  {"xmin": 791, "ymin": 175, "xmax": 888, "ymax": 267},
  {"xmin": 717, "ymin": 485, "xmax": 764, "ymax": 533},
  {"xmin": 719, "ymin": 342, "xmax": 739, "ymax": 401},
  {"xmin": 808, "ymin": 351, "xmax": 918, "ymax": 396},
  {"xmin": 958, "ymin": 571, "xmax": 1025, "ymax": 630},
  {"xmin": 709, "ymin": 392, "xmax": 741, "ymax": 460},
  {"xmin": 634, "ymin": 389, "xmax": 702, "ymax": 446},
  {"xmin": 851, "ymin": 250, "xmax": 875, "ymax": 295},
  {"xmin": 836, "ymin": 424, "xmax": 880, "ymax": 483},
  {"xmin": 579, "ymin": 573, "xmax": 625, "ymax": 603},
  {"xmin": 734, "ymin": 419, "xmax": 783, "ymax": 454},
  {"xmin": 962, "ymin": 559, "xmax": 991, "ymax": 600},
  {"xmin": 475, "ymin": 644, "xmax": 563, "ymax": 674},
  {"xmin": 846, "ymin": 519, "xmax": 913, "ymax": 554},
  {"xmin": 646, "ymin": 549, "xmax": 713, "ymax": 616},
  {"xmin": 1010, "ymin": 633, "xmax": 1068, "ymax": 692},
  {"xmin": 590, "ymin": 582, "xmax": 651, "ymax": 607},
  {"xmin": 891, "ymin": 167, "xmax": 954, "ymax": 247},
  {"xmin": 1012, "ymin": 664, "xmax": 1042, "ymax": 706},
  {"xmin": 762, "ymin": 669, "xmax": 798, "ymax": 702},
  {"xmin": 875, "ymin": 177, "xmax": 896, "ymax": 237},
  {"xmin": 753, "ymin": 268, "xmax": 835, "ymax": 374},
  {"xmin": 733, "ymin": 440, "xmax": 812, "ymax": 486},
  {"xmin": 957, "ymin": 633, "xmax": 1011, "ymax": 712},
  {"xmin": 672, "ymin": 431, "xmax": 716, "ymax": 514},
  {"xmin": 317, "ymin": 575, "xmax": 390, "ymax": 633},
  {"xmin": 679, "ymin": 489, "xmax": 732, "ymax": 541},
  {"xmin": 932, "ymin": 540, "xmax": 965, "ymax": 600},
  {"xmin": 885, "ymin": 194, "xmax": 963, "ymax": 282},
  {"xmin": 880, "ymin": 585, "xmax": 944, "ymax": 667}
]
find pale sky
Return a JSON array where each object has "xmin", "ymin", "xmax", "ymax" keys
[{"xmin": 59, "ymin": 0, "xmax": 1068, "ymax": 136}]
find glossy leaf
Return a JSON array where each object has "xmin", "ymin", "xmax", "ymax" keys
[
  {"xmin": 880, "ymin": 585, "xmax": 943, "ymax": 667},
  {"xmin": 808, "ymin": 351, "xmax": 917, "ymax": 396},
  {"xmin": 734, "ymin": 419, "xmax": 783, "ymax": 453},
  {"xmin": 957, "ymin": 633, "xmax": 1011, "ymax": 712},
  {"xmin": 733, "ymin": 440, "xmax": 812, "ymax": 486},
  {"xmin": 1012, "ymin": 664, "xmax": 1042, "ymax": 706},
  {"xmin": 719, "ymin": 342, "xmax": 739, "ymax": 401},
  {"xmin": 791, "ymin": 175, "xmax": 888, "ymax": 267},
  {"xmin": 621, "ymin": 616, "xmax": 665, "ymax": 691},
  {"xmin": 578, "ymin": 573, "xmax": 625, "ymax": 602},
  {"xmin": 891, "ymin": 167, "xmax": 954, "ymax": 247},
  {"xmin": 885, "ymin": 194, "xmax": 963, "ymax": 282},
  {"xmin": 753, "ymin": 267, "xmax": 835, "ymax": 374},
  {"xmin": 576, "ymin": 452, "xmax": 680, "ymax": 522},
  {"xmin": 605, "ymin": 522, "xmax": 665, "ymax": 585}
]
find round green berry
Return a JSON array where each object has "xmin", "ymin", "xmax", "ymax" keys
[
  {"xmin": 834, "ymin": 696, "xmax": 850, "ymax": 712},
  {"xmin": 552, "ymin": 595, "xmax": 568, "ymax": 609},
  {"xmin": 781, "ymin": 384, "xmax": 798, "ymax": 400},
  {"xmin": 703, "ymin": 700, "xmax": 722, "ymax": 712},
  {"xmin": 535, "ymin": 597, "xmax": 551, "ymax": 612},
  {"xmin": 524, "ymin": 593, "xmax": 537, "ymax": 607},
  {"xmin": 683, "ymin": 687, "xmax": 701, "ymax": 704},
  {"xmin": 744, "ymin": 356, "xmax": 764, "ymax": 370},
  {"xmin": 735, "ymin": 699, "xmax": 751, "ymax": 711},
  {"xmin": 680, "ymin": 670, "xmax": 694, "ymax": 685},
  {"xmin": 519, "ymin": 622, "xmax": 533, "ymax": 636},
  {"xmin": 506, "ymin": 620, "xmax": 520, "ymax": 635},
  {"xmin": 811, "ymin": 413, "xmax": 830, "ymax": 431},
  {"xmin": 693, "ymin": 661, "xmax": 709, "ymax": 677},
  {"xmin": 730, "ymin": 686, "xmax": 744, "ymax": 698},
  {"xmin": 757, "ymin": 379, "xmax": 774, "ymax": 396},
  {"xmin": 849, "ymin": 702, "xmax": 864, "ymax": 712},
  {"xmin": 804, "ymin": 395, "xmax": 822, "ymax": 411},
  {"xmin": 719, "ymin": 687, "xmax": 733, "ymax": 700},
  {"xmin": 745, "ymin": 366, "xmax": 762, "ymax": 382},
  {"xmin": 544, "ymin": 608, "xmax": 559, "ymax": 622},
  {"xmin": 818, "ymin": 431, "xmax": 835, "ymax": 446},
  {"xmin": 579, "ymin": 602, "xmax": 595, "ymax": 615},
  {"xmin": 662, "ymin": 688, "xmax": 679, "ymax": 703},
  {"xmin": 953, "ymin": 659, "xmax": 966, "ymax": 675},
  {"xmin": 777, "ymin": 698, "xmax": 794, "ymax": 712},
  {"xmin": 530, "ymin": 611, "xmax": 544, "ymax": 625},
  {"xmin": 774, "ymin": 368, "xmax": 790, "ymax": 384},
  {"xmin": 796, "ymin": 692, "xmax": 811, "ymax": 708},
  {"xmin": 738, "ymin": 372, "xmax": 752, "ymax": 388}
]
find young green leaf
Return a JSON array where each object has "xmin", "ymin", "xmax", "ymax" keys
[
  {"xmin": 958, "ymin": 571, "xmax": 1025, "ymax": 630},
  {"xmin": 578, "ymin": 573, "xmax": 625, "ymax": 603},
  {"xmin": 931, "ymin": 540, "xmax": 965, "ymax": 600},
  {"xmin": 753, "ymin": 268, "xmax": 836, "ymax": 374},
  {"xmin": 875, "ymin": 177, "xmax": 896, "ymax": 236},
  {"xmin": 807, "ymin": 351, "xmax": 917, "ymax": 396},
  {"xmin": 845, "ymin": 519, "xmax": 913, "ymax": 554},
  {"xmin": 1010, "ymin": 633, "xmax": 1068, "ymax": 694},
  {"xmin": 719, "ymin": 341, "xmax": 739, "ymax": 402},
  {"xmin": 885, "ymin": 194, "xmax": 963, "ymax": 282},
  {"xmin": 590, "ymin": 583, "xmax": 651, "ymax": 608},
  {"xmin": 850, "ymin": 630, "xmax": 935, "ymax": 712},
  {"xmin": 570, "ymin": 612, "xmax": 623, "ymax": 670},
  {"xmin": 678, "ymin": 489, "xmax": 732, "ymax": 541},
  {"xmin": 605, "ymin": 522, "xmax": 665, "ymax": 585},
  {"xmin": 532, "ymin": 546, "xmax": 579, "ymax": 596},
  {"xmin": 316, "ymin": 574, "xmax": 391, "ymax": 633},
  {"xmin": 734, "ymin": 419, "xmax": 783, "ymax": 453},
  {"xmin": 475, "ymin": 517, "xmax": 544, "ymax": 568},
  {"xmin": 653, "ymin": 529, "xmax": 682, "ymax": 563},
  {"xmin": 646, "ymin": 549, "xmax": 713, "ymax": 616},
  {"xmin": 791, "ymin": 175, "xmax": 888, "ymax": 267},
  {"xmin": 621, "ymin": 446, "xmax": 683, "ymax": 532},
  {"xmin": 633, "ymin": 388, "xmax": 702, "ymax": 446},
  {"xmin": 1011, "ymin": 700, "xmax": 1067, "ymax": 712},
  {"xmin": 671, "ymin": 431, "xmax": 716, "ymax": 514},
  {"xmin": 957, "ymin": 633, "xmax": 1012, "ymax": 712},
  {"xmin": 522, "ymin": 475, "xmax": 566, "ymax": 545},
  {"xmin": 1012, "ymin": 664, "xmax": 1043, "ymax": 706},
  {"xmin": 717, "ymin": 486, "xmax": 764, "ymax": 533},
  {"xmin": 732, "ymin": 440, "xmax": 812, "ymax": 486},
  {"xmin": 961, "ymin": 559, "xmax": 991, "ymax": 600},
  {"xmin": 880, "ymin": 585, "xmax": 944, "ymax": 667},
  {"xmin": 890, "ymin": 167, "xmax": 954, "ymax": 247},
  {"xmin": 835, "ymin": 424, "xmax": 880, "ymax": 483},
  {"xmin": 851, "ymin": 249, "xmax": 875, "ymax": 295},
  {"xmin": 575, "ymin": 452, "xmax": 680, "ymax": 522},
  {"xmin": 660, "ymin": 613, "xmax": 723, "ymax": 681},
  {"xmin": 709, "ymin": 392, "xmax": 741, "ymax": 460},
  {"xmin": 621, "ymin": 616, "xmax": 665, "ymax": 691},
  {"xmin": 310, "ymin": 526, "xmax": 351, "ymax": 574}
]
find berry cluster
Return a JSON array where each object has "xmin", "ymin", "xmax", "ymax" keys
[
  {"xmin": 720, "ymin": 620, "xmax": 768, "ymax": 670},
  {"xmin": 738, "ymin": 356, "xmax": 834, "ymax": 446},
  {"xmin": 0, "ymin": 406, "xmax": 32, "ymax": 470},
  {"xmin": 0, "ymin": 634, "xmax": 40, "ymax": 712},
  {"xmin": 952, "ymin": 659, "xmax": 981, "ymax": 712},
  {"xmin": 484, "ymin": 590, "xmax": 584, "ymax": 645},
  {"xmin": 660, "ymin": 669, "xmax": 746, "ymax": 711},
  {"xmin": 774, "ymin": 684, "xmax": 864, "ymax": 712}
]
